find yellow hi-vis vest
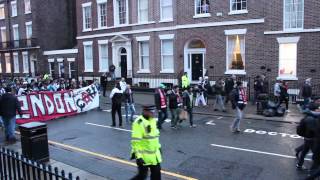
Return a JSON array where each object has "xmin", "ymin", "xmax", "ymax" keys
[
  {"xmin": 182, "ymin": 75, "xmax": 190, "ymax": 88},
  {"xmin": 131, "ymin": 115, "xmax": 162, "ymax": 166}
]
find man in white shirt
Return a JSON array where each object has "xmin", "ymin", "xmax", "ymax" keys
[{"xmin": 119, "ymin": 78, "xmax": 127, "ymax": 91}]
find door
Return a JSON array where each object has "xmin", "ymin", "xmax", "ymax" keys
[
  {"xmin": 120, "ymin": 48, "xmax": 127, "ymax": 78},
  {"xmin": 191, "ymin": 53, "xmax": 203, "ymax": 81}
]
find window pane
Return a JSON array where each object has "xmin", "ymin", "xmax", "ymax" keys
[
  {"xmin": 162, "ymin": 6, "xmax": 172, "ymax": 19},
  {"xmin": 140, "ymin": 42, "xmax": 149, "ymax": 70},
  {"xmin": 163, "ymin": 55, "xmax": 173, "ymax": 70},
  {"xmin": 227, "ymin": 35, "xmax": 245, "ymax": 70},
  {"xmin": 118, "ymin": 0, "xmax": 127, "ymax": 24},
  {"xmin": 85, "ymin": 45, "xmax": 93, "ymax": 71},
  {"xmin": 14, "ymin": 54, "xmax": 19, "ymax": 73},
  {"xmin": 99, "ymin": 3, "xmax": 107, "ymax": 27},
  {"xmin": 5, "ymin": 54, "xmax": 11, "ymax": 73},
  {"xmin": 99, "ymin": 44, "xmax": 108, "ymax": 70},
  {"xmin": 162, "ymin": 40, "xmax": 173, "ymax": 54},
  {"xmin": 279, "ymin": 43, "xmax": 297, "ymax": 77},
  {"xmin": 23, "ymin": 54, "xmax": 29, "ymax": 73},
  {"xmin": 0, "ymin": 7, "xmax": 4, "ymax": 19}
]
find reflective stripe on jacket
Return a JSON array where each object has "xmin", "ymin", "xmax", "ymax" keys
[{"xmin": 131, "ymin": 115, "xmax": 162, "ymax": 165}]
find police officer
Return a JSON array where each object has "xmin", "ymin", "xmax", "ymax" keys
[{"xmin": 131, "ymin": 105, "xmax": 162, "ymax": 180}]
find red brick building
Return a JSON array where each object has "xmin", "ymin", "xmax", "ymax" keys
[{"xmin": 0, "ymin": 0, "xmax": 76, "ymax": 79}]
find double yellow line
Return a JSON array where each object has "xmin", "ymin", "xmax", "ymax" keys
[
  {"xmin": 16, "ymin": 131, "xmax": 197, "ymax": 180},
  {"xmin": 48, "ymin": 141, "xmax": 198, "ymax": 180}
]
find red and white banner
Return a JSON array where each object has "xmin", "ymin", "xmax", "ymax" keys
[{"xmin": 16, "ymin": 85, "xmax": 99, "ymax": 124}]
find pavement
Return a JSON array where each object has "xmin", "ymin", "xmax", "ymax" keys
[
  {"xmin": 100, "ymin": 91, "xmax": 304, "ymax": 124},
  {"xmin": 0, "ymin": 129, "xmax": 106, "ymax": 180}
]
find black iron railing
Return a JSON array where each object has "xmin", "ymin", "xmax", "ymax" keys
[
  {"xmin": 0, "ymin": 147, "xmax": 80, "ymax": 180},
  {"xmin": 0, "ymin": 38, "xmax": 38, "ymax": 49}
]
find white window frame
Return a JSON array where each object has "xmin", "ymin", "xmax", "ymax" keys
[
  {"xmin": 22, "ymin": 51, "xmax": 29, "ymax": 73},
  {"xmin": 283, "ymin": 0, "xmax": 304, "ymax": 31},
  {"xmin": 12, "ymin": 24, "xmax": 19, "ymax": 40},
  {"xmin": 97, "ymin": 0, "xmax": 107, "ymax": 28},
  {"xmin": 1, "ymin": 26, "xmax": 6, "ymax": 42},
  {"xmin": 25, "ymin": 21, "xmax": 32, "ymax": 39},
  {"xmin": 277, "ymin": 36, "xmax": 300, "ymax": 80},
  {"xmin": 5, "ymin": 53, "xmax": 11, "ymax": 73},
  {"xmin": 224, "ymin": 29, "xmax": 247, "ymax": 75},
  {"xmin": 57, "ymin": 58, "xmax": 64, "ymax": 77},
  {"xmin": 138, "ymin": 0, "xmax": 148, "ymax": 23},
  {"xmin": 113, "ymin": 0, "xmax": 129, "ymax": 26},
  {"xmin": 160, "ymin": 0, "xmax": 173, "ymax": 22},
  {"xmin": 82, "ymin": 2, "xmax": 92, "ymax": 32},
  {"xmin": 194, "ymin": 0, "xmax": 211, "ymax": 18},
  {"xmin": 98, "ymin": 40, "xmax": 109, "ymax": 72},
  {"xmin": 229, "ymin": 0, "xmax": 248, "ymax": 15},
  {"xmin": 48, "ymin": 58, "xmax": 54, "ymax": 76},
  {"xmin": 0, "ymin": 4, "xmax": 5, "ymax": 19},
  {"xmin": 136, "ymin": 36, "xmax": 150, "ymax": 73},
  {"xmin": 67, "ymin": 58, "xmax": 76, "ymax": 78},
  {"xmin": 24, "ymin": 0, "xmax": 31, "ymax": 14},
  {"xmin": 13, "ymin": 52, "xmax": 19, "ymax": 73},
  {"xmin": 83, "ymin": 41, "xmax": 93, "ymax": 72},
  {"xmin": 11, "ymin": 1, "xmax": 17, "ymax": 17},
  {"xmin": 159, "ymin": 34, "xmax": 174, "ymax": 73}
]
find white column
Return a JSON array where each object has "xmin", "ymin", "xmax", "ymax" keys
[{"xmin": 126, "ymin": 41, "xmax": 132, "ymax": 78}]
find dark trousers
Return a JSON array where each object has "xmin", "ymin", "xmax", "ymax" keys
[
  {"xmin": 102, "ymin": 85, "xmax": 107, "ymax": 97},
  {"xmin": 296, "ymin": 139, "xmax": 313, "ymax": 166},
  {"xmin": 225, "ymin": 91, "xmax": 231, "ymax": 103},
  {"xmin": 157, "ymin": 108, "xmax": 167, "ymax": 129},
  {"xmin": 111, "ymin": 103, "xmax": 122, "ymax": 126},
  {"xmin": 131, "ymin": 163, "xmax": 161, "ymax": 180},
  {"xmin": 187, "ymin": 108, "xmax": 193, "ymax": 126},
  {"xmin": 308, "ymin": 142, "xmax": 320, "ymax": 180},
  {"xmin": 280, "ymin": 97, "xmax": 289, "ymax": 110}
]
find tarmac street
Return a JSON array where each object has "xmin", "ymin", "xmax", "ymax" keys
[{"xmin": 39, "ymin": 104, "xmax": 312, "ymax": 180}]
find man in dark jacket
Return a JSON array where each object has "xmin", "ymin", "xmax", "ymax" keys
[
  {"xmin": 154, "ymin": 83, "xmax": 167, "ymax": 130},
  {"xmin": 183, "ymin": 86, "xmax": 196, "ymax": 128},
  {"xmin": 100, "ymin": 72, "xmax": 108, "ymax": 97},
  {"xmin": 301, "ymin": 78, "xmax": 312, "ymax": 110},
  {"xmin": 213, "ymin": 79, "xmax": 226, "ymax": 112},
  {"xmin": 225, "ymin": 75, "xmax": 236, "ymax": 104},
  {"xmin": 0, "ymin": 87, "xmax": 22, "ymax": 143},
  {"xmin": 109, "ymin": 82, "xmax": 123, "ymax": 127},
  {"xmin": 169, "ymin": 86, "xmax": 181, "ymax": 129}
]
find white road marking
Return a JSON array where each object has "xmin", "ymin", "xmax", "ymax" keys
[
  {"xmin": 103, "ymin": 109, "xmax": 112, "ymax": 112},
  {"xmin": 210, "ymin": 144, "xmax": 311, "ymax": 161},
  {"xmin": 85, "ymin": 122, "xmax": 132, "ymax": 132},
  {"xmin": 165, "ymin": 119, "xmax": 171, "ymax": 123},
  {"xmin": 244, "ymin": 129, "xmax": 303, "ymax": 139},
  {"xmin": 206, "ymin": 120, "xmax": 216, "ymax": 126},
  {"xmin": 217, "ymin": 117, "xmax": 223, "ymax": 120}
]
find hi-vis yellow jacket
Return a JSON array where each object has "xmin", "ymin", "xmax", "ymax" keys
[
  {"xmin": 131, "ymin": 115, "xmax": 162, "ymax": 165},
  {"xmin": 182, "ymin": 75, "xmax": 190, "ymax": 88}
]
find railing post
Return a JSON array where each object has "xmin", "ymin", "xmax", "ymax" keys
[
  {"xmin": 6, "ymin": 149, "xmax": 12, "ymax": 180},
  {"xmin": 48, "ymin": 165, "xmax": 53, "ymax": 180},
  {"xmin": 36, "ymin": 162, "xmax": 42, "ymax": 180},
  {"xmin": 61, "ymin": 170, "xmax": 65, "ymax": 180},
  {"xmin": 15, "ymin": 153, "xmax": 21, "ymax": 180},
  {"xmin": 0, "ymin": 148, "xmax": 3, "ymax": 180},
  {"xmin": 54, "ymin": 167, "xmax": 59, "ymax": 180},
  {"xmin": 11, "ymin": 150, "xmax": 17, "ymax": 180},
  {"xmin": 68, "ymin": 173, "xmax": 72, "ymax": 180}
]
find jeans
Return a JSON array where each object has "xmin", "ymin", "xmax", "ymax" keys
[
  {"xmin": 170, "ymin": 108, "xmax": 179, "ymax": 127},
  {"xmin": 296, "ymin": 138, "xmax": 313, "ymax": 166},
  {"xmin": 195, "ymin": 94, "xmax": 207, "ymax": 106},
  {"xmin": 125, "ymin": 103, "xmax": 136, "ymax": 123},
  {"xmin": 213, "ymin": 95, "xmax": 225, "ymax": 111},
  {"xmin": 2, "ymin": 116, "xmax": 16, "ymax": 140},
  {"xmin": 186, "ymin": 108, "xmax": 193, "ymax": 126},
  {"xmin": 231, "ymin": 107, "xmax": 244, "ymax": 130},
  {"xmin": 157, "ymin": 108, "xmax": 167, "ymax": 129}
]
